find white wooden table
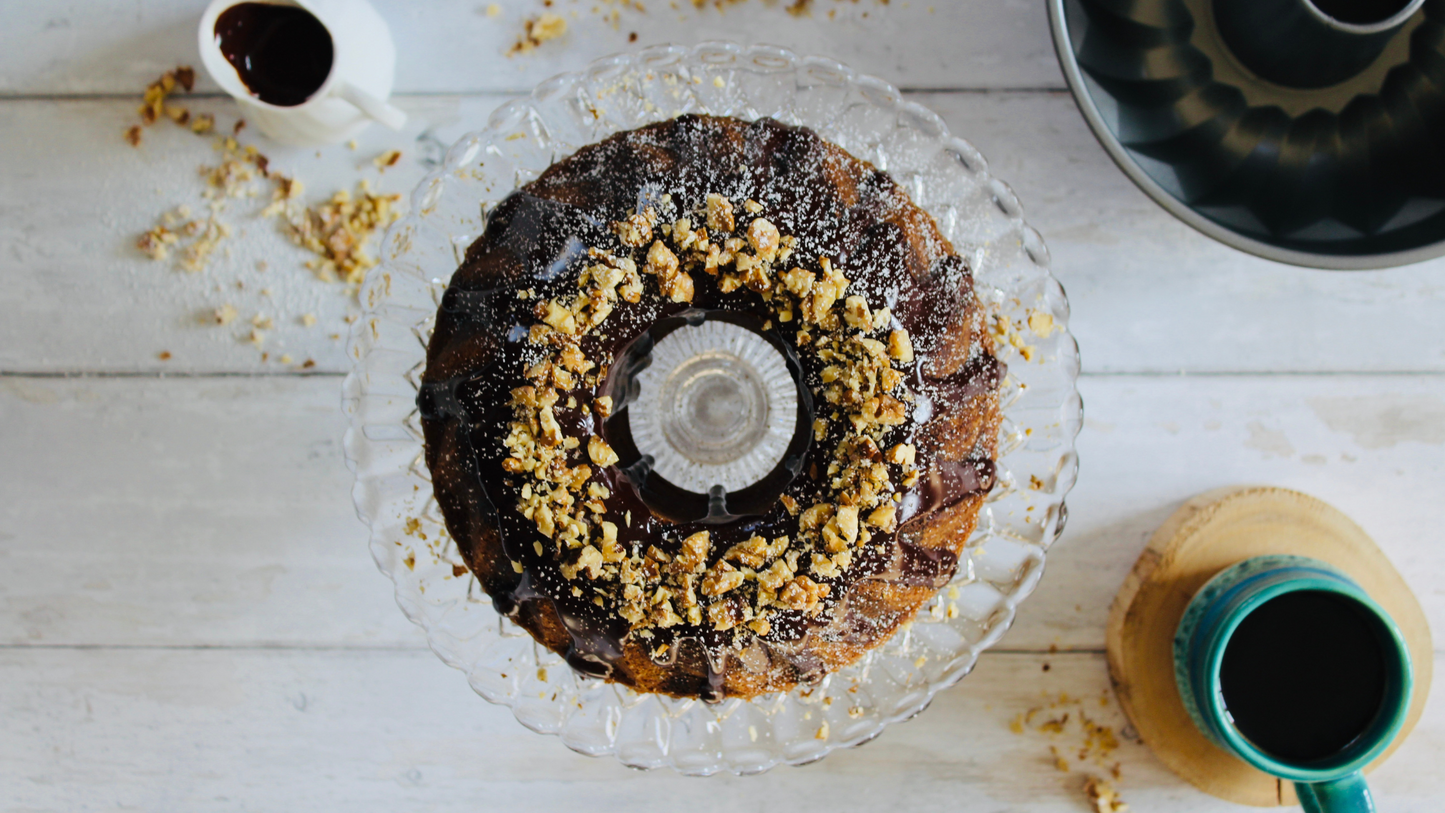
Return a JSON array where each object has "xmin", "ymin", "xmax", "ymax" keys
[{"xmin": 2, "ymin": 2, "xmax": 1441, "ymax": 810}]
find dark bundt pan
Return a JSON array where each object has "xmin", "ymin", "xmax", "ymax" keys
[{"xmin": 1049, "ymin": 0, "xmax": 1445, "ymax": 269}]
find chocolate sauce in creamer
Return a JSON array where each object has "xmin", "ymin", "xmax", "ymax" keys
[{"xmin": 419, "ymin": 116, "xmax": 1005, "ymax": 699}]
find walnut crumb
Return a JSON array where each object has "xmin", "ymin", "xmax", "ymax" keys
[
  {"xmin": 588, "ymin": 435, "xmax": 619, "ymax": 467},
  {"xmin": 373, "ymin": 149, "xmax": 402, "ymax": 170},
  {"xmin": 211, "ymin": 304, "xmax": 238, "ymax": 326},
  {"xmin": 1028, "ymin": 310, "xmax": 1056, "ymax": 337},
  {"xmin": 705, "ymin": 193, "xmax": 735, "ymax": 232},
  {"xmin": 1083, "ymin": 777, "xmax": 1127, "ymax": 813}
]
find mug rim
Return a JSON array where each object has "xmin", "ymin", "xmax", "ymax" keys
[
  {"xmin": 198, "ymin": 0, "xmax": 341, "ymax": 113},
  {"xmin": 1196, "ymin": 570, "xmax": 1414, "ymax": 781}
]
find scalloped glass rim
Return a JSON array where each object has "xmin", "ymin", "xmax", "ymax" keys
[{"xmin": 342, "ymin": 42, "xmax": 1082, "ymax": 776}]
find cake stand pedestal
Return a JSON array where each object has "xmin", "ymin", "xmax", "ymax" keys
[{"xmin": 1106, "ymin": 486, "xmax": 1433, "ymax": 806}]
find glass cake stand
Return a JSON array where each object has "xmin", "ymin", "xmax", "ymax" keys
[{"xmin": 342, "ymin": 42, "xmax": 1081, "ymax": 775}]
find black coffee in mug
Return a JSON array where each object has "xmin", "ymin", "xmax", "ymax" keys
[
  {"xmin": 1219, "ymin": 590, "xmax": 1389, "ymax": 762},
  {"xmin": 215, "ymin": 3, "xmax": 334, "ymax": 107}
]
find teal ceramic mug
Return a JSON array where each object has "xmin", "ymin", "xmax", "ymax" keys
[{"xmin": 1175, "ymin": 555, "xmax": 1413, "ymax": 813}]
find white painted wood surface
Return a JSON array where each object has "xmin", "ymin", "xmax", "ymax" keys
[
  {"xmin": 0, "ymin": 0, "xmax": 1062, "ymax": 94},
  {"xmin": 6, "ymin": 92, "xmax": 1445, "ymax": 375},
  {"xmin": 2, "ymin": 1, "xmax": 1441, "ymax": 810}
]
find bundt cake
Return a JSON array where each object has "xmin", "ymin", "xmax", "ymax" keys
[{"xmin": 418, "ymin": 115, "xmax": 1003, "ymax": 700}]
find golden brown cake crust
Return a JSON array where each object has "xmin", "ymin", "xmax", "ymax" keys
[{"xmin": 419, "ymin": 115, "xmax": 1002, "ymax": 700}]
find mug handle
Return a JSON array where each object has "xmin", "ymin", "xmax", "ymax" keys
[
  {"xmin": 1295, "ymin": 772, "xmax": 1375, "ymax": 813},
  {"xmin": 336, "ymin": 81, "xmax": 408, "ymax": 131}
]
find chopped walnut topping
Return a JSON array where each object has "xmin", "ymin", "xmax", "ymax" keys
[
  {"xmin": 780, "ymin": 267, "xmax": 814, "ymax": 297},
  {"xmin": 705, "ymin": 193, "xmax": 735, "ymax": 232},
  {"xmin": 747, "ymin": 217, "xmax": 780, "ymax": 261},
  {"xmin": 886, "ymin": 443, "xmax": 917, "ymax": 466},
  {"xmin": 725, "ymin": 535, "xmax": 788, "ymax": 569},
  {"xmin": 708, "ymin": 596, "xmax": 747, "ymax": 631},
  {"xmin": 866, "ymin": 504, "xmax": 898, "ymax": 532},
  {"xmin": 490, "ymin": 185, "xmax": 934, "ymax": 647},
  {"xmin": 844, "ymin": 296, "xmax": 872, "ymax": 330},
  {"xmin": 676, "ymin": 531, "xmax": 711, "ymax": 574},
  {"xmin": 799, "ymin": 503, "xmax": 835, "ymax": 534},
  {"xmin": 778, "ymin": 575, "xmax": 830, "ymax": 613},
  {"xmin": 614, "ymin": 213, "xmax": 653, "ymax": 247},
  {"xmin": 701, "ymin": 561, "xmax": 745, "ymax": 596},
  {"xmin": 538, "ymin": 299, "xmax": 577, "ymax": 334},
  {"xmin": 659, "ymin": 269, "xmax": 694, "ymax": 303},
  {"xmin": 644, "ymin": 239, "xmax": 678, "ymax": 276},
  {"xmin": 800, "ymin": 258, "xmax": 849, "ymax": 324},
  {"xmin": 834, "ymin": 505, "xmax": 859, "ymax": 545},
  {"xmin": 758, "ymin": 558, "xmax": 795, "ymax": 591},
  {"xmin": 889, "ymin": 328, "xmax": 914, "ymax": 362},
  {"xmin": 588, "ymin": 435, "xmax": 619, "ymax": 467},
  {"xmin": 572, "ymin": 545, "xmax": 604, "ymax": 579}
]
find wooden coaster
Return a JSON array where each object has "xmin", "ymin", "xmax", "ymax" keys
[{"xmin": 1106, "ymin": 486, "xmax": 1433, "ymax": 807}]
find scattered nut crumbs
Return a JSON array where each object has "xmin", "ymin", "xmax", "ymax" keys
[
  {"xmin": 992, "ymin": 311, "xmax": 1042, "ymax": 363},
  {"xmin": 372, "ymin": 149, "xmax": 402, "ymax": 170},
  {"xmin": 1084, "ymin": 777, "xmax": 1128, "ymax": 813},
  {"xmin": 1012, "ymin": 691, "xmax": 1130, "ymax": 811},
  {"xmin": 1028, "ymin": 309, "xmax": 1056, "ymax": 337},
  {"xmin": 211, "ymin": 304, "xmax": 239, "ymax": 326},
  {"xmin": 281, "ymin": 181, "xmax": 402, "ymax": 284},
  {"xmin": 126, "ymin": 65, "xmax": 196, "ymax": 146},
  {"xmin": 511, "ymin": 12, "xmax": 567, "ymax": 54}
]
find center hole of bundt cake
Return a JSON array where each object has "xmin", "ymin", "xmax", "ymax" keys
[
  {"xmin": 631, "ymin": 319, "xmax": 796, "ymax": 493},
  {"xmin": 601, "ymin": 309, "xmax": 814, "ymax": 524},
  {"xmin": 663, "ymin": 351, "xmax": 767, "ymax": 461}
]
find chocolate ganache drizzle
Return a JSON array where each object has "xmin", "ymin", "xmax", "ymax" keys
[{"xmin": 419, "ymin": 115, "xmax": 1004, "ymax": 700}]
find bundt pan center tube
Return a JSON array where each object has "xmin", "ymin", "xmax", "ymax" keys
[
  {"xmin": 1050, "ymin": 0, "xmax": 1445, "ymax": 268},
  {"xmin": 1215, "ymin": 0, "xmax": 1425, "ymax": 88}
]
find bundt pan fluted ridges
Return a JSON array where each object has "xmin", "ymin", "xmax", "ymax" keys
[{"xmin": 1050, "ymin": 0, "xmax": 1445, "ymax": 269}]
